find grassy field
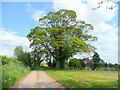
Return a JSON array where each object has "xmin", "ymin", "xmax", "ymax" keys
[{"xmin": 44, "ymin": 69, "xmax": 118, "ymax": 88}]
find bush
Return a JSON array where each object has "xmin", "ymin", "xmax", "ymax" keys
[
  {"xmin": 0, "ymin": 56, "xmax": 22, "ymax": 66},
  {"xmin": 68, "ymin": 58, "xmax": 81, "ymax": 68},
  {"xmin": 2, "ymin": 65, "xmax": 30, "ymax": 88}
]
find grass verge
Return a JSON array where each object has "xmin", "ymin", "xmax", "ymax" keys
[
  {"xmin": 44, "ymin": 69, "xmax": 118, "ymax": 88},
  {"xmin": 2, "ymin": 65, "xmax": 31, "ymax": 88}
]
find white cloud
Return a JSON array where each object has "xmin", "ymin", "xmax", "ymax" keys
[
  {"xmin": 0, "ymin": 28, "xmax": 30, "ymax": 57},
  {"xmin": 53, "ymin": 0, "xmax": 117, "ymax": 24},
  {"xmin": 52, "ymin": 0, "xmax": 118, "ymax": 63},
  {"xmin": 31, "ymin": 10, "xmax": 45, "ymax": 21},
  {"xmin": 92, "ymin": 23, "xmax": 118, "ymax": 64},
  {"xmin": 26, "ymin": 3, "xmax": 45, "ymax": 22},
  {"xmin": 26, "ymin": 3, "xmax": 34, "ymax": 12}
]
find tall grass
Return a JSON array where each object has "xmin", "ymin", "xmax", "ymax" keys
[{"xmin": 2, "ymin": 65, "xmax": 30, "ymax": 88}]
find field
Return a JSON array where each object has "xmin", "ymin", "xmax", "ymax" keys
[{"xmin": 44, "ymin": 69, "xmax": 118, "ymax": 88}]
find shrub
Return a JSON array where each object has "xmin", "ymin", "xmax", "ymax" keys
[
  {"xmin": 0, "ymin": 56, "xmax": 22, "ymax": 66},
  {"xmin": 68, "ymin": 58, "xmax": 81, "ymax": 68}
]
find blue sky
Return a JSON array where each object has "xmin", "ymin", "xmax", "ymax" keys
[
  {"xmin": 2, "ymin": 2, "xmax": 54, "ymax": 37},
  {"xmin": 0, "ymin": 0, "xmax": 118, "ymax": 64}
]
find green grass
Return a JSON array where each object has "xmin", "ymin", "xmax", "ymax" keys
[
  {"xmin": 1, "ymin": 65, "xmax": 31, "ymax": 88},
  {"xmin": 36, "ymin": 71, "xmax": 40, "ymax": 80},
  {"xmin": 44, "ymin": 69, "xmax": 118, "ymax": 88}
]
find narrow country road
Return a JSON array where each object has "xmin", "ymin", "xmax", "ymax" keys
[{"xmin": 11, "ymin": 70, "xmax": 65, "ymax": 88}]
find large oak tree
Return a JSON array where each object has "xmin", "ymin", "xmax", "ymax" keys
[{"xmin": 27, "ymin": 9, "xmax": 97, "ymax": 68}]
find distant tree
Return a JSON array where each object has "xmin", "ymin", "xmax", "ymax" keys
[
  {"xmin": 113, "ymin": 63, "xmax": 119, "ymax": 70},
  {"xmin": 98, "ymin": 59, "xmax": 105, "ymax": 68},
  {"xmin": 92, "ymin": 52, "xmax": 101, "ymax": 70},
  {"xmin": 14, "ymin": 46, "xmax": 24, "ymax": 60},
  {"xmin": 107, "ymin": 63, "xmax": 114, "ymax": 68},
  {"xmin": 104, "ymin": 62, "xmax": 108, "ymax": 68},
  {"xmin": 14, "ymin": 46, "xmax": 29, "ymax": 66},
  {"xmin": 23, "ymin": 52, "xmax": 31, "ymax": 66},
  {"xmin": 27, "ymin": 9, "xmax": 97, "ymax": 69},
  {"xmin": 68, "ymin": 58, "xmax": 81, "ymax": 68}
]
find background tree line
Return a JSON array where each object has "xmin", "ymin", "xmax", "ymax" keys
[{"xmin": 12, "ymin": 46, "xmax": 120, "ymax": 71}]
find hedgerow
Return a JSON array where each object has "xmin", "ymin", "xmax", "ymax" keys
[{"xmin": 0, "ymin": 56, "xmax": 31, "ymax": 88}]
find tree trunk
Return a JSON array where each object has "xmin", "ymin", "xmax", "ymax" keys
[
  {"xmin": 56, "ymin": 60, "xmax": 60, "ymax": 68},
  {"xmin": 48, "ymin": 56, "xmax": 52, "ymax": 66},
  {"xmin": 60, "ymin": 59, "xmax": 65, "ymax": 69}
]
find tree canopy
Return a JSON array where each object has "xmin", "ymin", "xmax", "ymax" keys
[
  {"xmin": 92, "ymin": 52, "xmax": 101, "ymax": 70},
  {"xmin": 14, "ymin": 46, "xmax": 30, "ymax": 66},
  {"xmin": 27, "ymin": 9, "xmax": 97, "ymax": 68},
  {"xmin": 68, "ymin": 58, "xmax": 82, "ymax": 68}
]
